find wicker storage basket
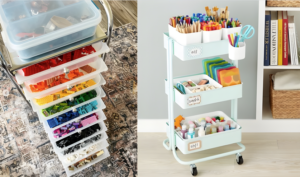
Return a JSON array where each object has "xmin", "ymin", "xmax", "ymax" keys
[
  {"xmin": 269, "ymin": 74, "xmax": 300, "ymax": 118},
  {"xmin": 267, "ymin": 0, "xmax": 300, "ymax": 7}
]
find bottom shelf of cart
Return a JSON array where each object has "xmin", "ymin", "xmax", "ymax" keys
[{"xmin": 166, "ymin": 111, "xmax": 242, "ymax": 154}]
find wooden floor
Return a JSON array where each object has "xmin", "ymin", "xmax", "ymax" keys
[
  {"xmin": 139, "ymin": 133, "xmax": 300, "ymax": 177},
  {"xmin": 94, "ymin": 0, "xmax": 137, "ymax": 31}
]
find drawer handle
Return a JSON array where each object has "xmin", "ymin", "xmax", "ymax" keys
[
  {"xmin": 64, "ymin": 68, "xmax": 70, "ymax": 74},
  {"xmin": 67, "ymin": 85, "xmax": 73, "ymax": 90}
]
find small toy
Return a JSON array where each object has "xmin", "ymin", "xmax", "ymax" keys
[{"xmin": 174, "ymin": 115, "xmax": 185, "ymax": 129}]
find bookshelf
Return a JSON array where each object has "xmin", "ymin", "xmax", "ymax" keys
[{"xmin": 256, "ymin": 0, "xmax": 300, "ymax": 128}]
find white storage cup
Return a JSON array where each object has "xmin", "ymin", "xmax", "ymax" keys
[
  {"xmin": 222, "ymin": 26, "xmax": 242, "ymax": 40},
  {"xmin": 202, "ymin": 29, "xmax": 222, "ymax": 43},
  {"xmin": 228, "ymin": 42, "xmax": 246, "ymax": 60}
]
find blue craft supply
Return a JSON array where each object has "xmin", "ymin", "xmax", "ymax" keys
[
  {"xmin": 54, "ymin": 118, "xmax": 59, "ymax": 125},
  {"xmin": 85, "ymin": 104, "xmax": 93, "ymax": 112},
  {"xmin": 193, "ymin": 13, "xmax": 195, "ymax": 17},
  {"xmin": 224, "ymin": 125, "xmax": 230, "ymax": 131},
  {"xmin": 47, "ymin": 119, "xmax": 56, "ymax": 128}
]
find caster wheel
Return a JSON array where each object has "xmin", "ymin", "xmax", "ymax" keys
[
  {"xmin": 175, "ymin": 147, "xmax": 178, "ymax": 151},
  {"xmin": 190, "ymin": 164, "xmax": 197, "ymax": 176},
  {"xmin": 236, "ymin": 156, "xmax": 243, "ymax": 165}
]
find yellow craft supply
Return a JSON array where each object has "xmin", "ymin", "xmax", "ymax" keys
[
  {"xmin": 198, "ymin": 118, "xmax": 205, "ymax": 122},
  {"xmin": 230, "ymin": 34, "xmax": 234, "ymax": 46},
  {"xmin": 86, "ymin": 79, "xmax": 96, "ymax": 87},
  {"xmin": 220, "ymin": 117, "xmax": 224, "ymax": 121},
  {"xmin": 36, "ymin": 95, "xmax": 54, "ymax": 105}
]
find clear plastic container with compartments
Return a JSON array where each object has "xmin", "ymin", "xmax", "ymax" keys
[{"xmin": 0, "ymin": 0, "xmax": 101, "ymax": 59}]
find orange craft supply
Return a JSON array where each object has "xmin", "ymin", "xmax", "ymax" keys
[
  {"xmin": 219, "ymin": 68, "xmax": 241, "ymax": 87},
  {"xmin": 174, "ymin": 115, "xmax": 185, "ymax": 129}
]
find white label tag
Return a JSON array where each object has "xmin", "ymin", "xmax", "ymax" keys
[
  {"xmin": 189, "ymin": 48, "xmax": 201, "ymax": 56},
  {"xmin": 187, "ymin": 95, "xmax": 201, "ymax": 105},
  {"xmin": 188, "ymin": 141, "xmax": 201, "ymax": 151}
]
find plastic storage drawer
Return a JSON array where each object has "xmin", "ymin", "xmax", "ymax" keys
[
  {"xmin": 49, "ymin": 120, "xmax": 107, "ymax": 152},
  {"xmin": 30, "ymin": 75, "xmax": 104, "ymax": 111},
  {"xmin": 22, "ymin": 56, "xmax": 104, "ymax": 99},
  {"xmin": 60, "ymin": 137, "xmax": 109, "ymax": 166},
  {"xmin": 29, "ymin": 74, "xmax": 106, "ymax": 112},
  {"xmin": 166, "ymin": 111, "xmax": 242, "ymax": 154},
  {"xmin": 45, "ymin": 109, "xmax": 107, "ymax": 141},
  {"xmin": 65, "ymin": 148, "xmax": 110, "ymax": 177},
  {"xmin": 15, "ymin": 42, "xmax": 108, "ymax": 83},
  {"xmin": 165, "ymin": 73, "xmax": 242, "ymax": 109},
  {"xmin": 0, "ymin": 0, "xmax": 101, "ymax": 59},
  {"xmin": 37, "ymin": 93, "xmax": 106, "ymax": 121}
]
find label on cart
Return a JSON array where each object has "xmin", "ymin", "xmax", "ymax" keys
[
  {"xmin": 188, "ymin": 141, "xmax": 201, "ymax": 151},
  {"xmin": 189, "ymin": 48, "xmax": 201, "ymax": 56},
  {"xmin": 187, "ymin": 95, "xmax": 201, "ymax": 105}
]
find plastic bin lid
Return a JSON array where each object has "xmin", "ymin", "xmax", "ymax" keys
[{"xmin": 0, "ymin": 0, "xmax": 101, "ymax": 51}]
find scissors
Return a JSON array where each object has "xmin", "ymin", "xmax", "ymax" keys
[{"xmin": 240, "ymin": 25, "xmax": 255, "ymax": 42}]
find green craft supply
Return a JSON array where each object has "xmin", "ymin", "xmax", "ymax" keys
[{"xmin": 215, "ymin": 116, "xmax": 220, "ymax": 120}]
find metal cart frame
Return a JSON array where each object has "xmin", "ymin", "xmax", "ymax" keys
[
  {"xmin": 163, "ymin": 36, "xmax": 245, "ymax": 176},
  {"xmin": 0, "ymin": 0, "xmax": 113, "ymax": 108}
]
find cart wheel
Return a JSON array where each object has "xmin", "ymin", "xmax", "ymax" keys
[
  {"xmin": 236, "ymin": 154, "xmax": 243, "ymax": 165},
  {"xmin": 190, "ymin": 164, "xmax": 197, "ymax": 176}
]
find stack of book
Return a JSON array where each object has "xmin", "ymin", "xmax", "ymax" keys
[{"xmin": 264, "ymin": 11, "xmax": 300, "ymax": 66}]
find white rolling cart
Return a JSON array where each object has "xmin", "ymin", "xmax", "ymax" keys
[
  {"xmin": 163, "ymin": 31, "xmax": 246, "ymax": 176},
  {"xmin": 0, "ymin": 0, "xmax": 113, "ymax": 176}
]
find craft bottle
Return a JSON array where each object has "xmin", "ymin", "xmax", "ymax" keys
[
  {"xmin": 187, "ymin": 128, "xmax": 195, "ymax": 139},
  {"xmin": 230, "ymin": 123, "xmax": 236, "ymax": 130},
  {"xmin": 180, "ymin": 125, "xmax": 188, "ymax": 139},
  {"xmin": 205, "ymin": 124, "xmax": 211, "ymax": 135},
  {"xmin": 198, "ymin": 126, "xmax": 205, "ymax": 137}
]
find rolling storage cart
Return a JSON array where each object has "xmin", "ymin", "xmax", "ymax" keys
[
  {"xmin": 163, "ymin": 32, "xmax": 246, "ymax": 176},
  {"xmin": 0, "ymin": 0, "xmax": 113, "ymax": 176}
]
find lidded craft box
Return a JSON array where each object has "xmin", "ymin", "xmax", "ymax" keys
[{"xmin": 0, "ymin": 0, "xmax": 101, "ymax": 59}]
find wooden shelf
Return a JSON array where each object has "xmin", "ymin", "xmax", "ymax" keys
[
  {"xmin": 265, "ymin": 7, "xmax": 300, "ymax": 11},
  {"xmin": 263, "ymin": 64, "xmax": 300, "ymax": 69}
]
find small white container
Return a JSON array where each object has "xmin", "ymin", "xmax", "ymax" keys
[
  {"xmin": 168, "ymin": 24, "xmax": 177, "ymax": 40},
  {"xmin": 228, "ymin": 42, "xmax": 246, "ymax": 60},
  {"xmin": 202, "ymin": 29, "xmax": 222, "ymax": 43},
  {"xmin": 168, "ymin": 24, "xmax": 202, "ymax": 46},
  {"xmin": 222, "ymin": 26, "xmax": 242, "ymax": 40}
]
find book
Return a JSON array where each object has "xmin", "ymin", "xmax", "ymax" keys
[
  {"xmin": 277, "ymin": 11, "xmax": 283, "ymax": 65},
  {"xmin": 270, "ymin": 11, "xmax": 278, "ymax": 65},
  {"xmin": 264, "ymin": 11, "xmax": 271, "ymax": 66},
  {"xmin": 288, "ymin": 15, "xmax": 298, "ymax": 65},
  {"xmin": 282, "ymin": 11, "xmax": 289, "ymax": 65}
]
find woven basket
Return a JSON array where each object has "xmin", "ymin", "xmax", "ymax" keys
[
  {"xmin": 267, "ymin": 0, "xmax": 300, "ymax": 7},
  {"xmin": 269, "ymin": 74, "xmax": 300, "ymax": 118}
]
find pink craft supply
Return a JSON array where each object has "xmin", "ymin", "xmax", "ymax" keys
[
  {"xmin": 61, "ymin": 133, "xmax": 68, "ymax": 137},
  {"xmin": 212, "ymin": 117, "xmax": 216, "ymax": 122},
  {"xmin": 205, "ymin": 116, "xmax": 212, "ymax": 123},
  {"xmin": 227, "ymin": 120, "xmax": 232, "ymax": 125},
  {"xmin": 218, "ymin": 126, "xmax": 224, "ymax": 132},
  {"xmin": 54, "ymin": 135, "xmax": 58, "ymax": 138},
  {"xmin": 188, "ymin": 121, "xmax": 196, "ymax": 128},
  {"xmin": 81, "ymin": 115, "xmax": 98, "ymax": 127}
]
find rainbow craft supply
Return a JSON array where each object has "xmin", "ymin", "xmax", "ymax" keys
[
  {"xmin": 53, "ymin": 113, "xmax": 99, "ymax": 138},
  {"xmin": 42, "ymin": 89, "xmax": 97, "ymax": 117},
  {"xmin": 175, "ymin": 115, "xmax": 238, "ymax": 139},
  {"xmin": 46, "ymin": 100, "xmax": 99, "ymax": 128},
  {"xmin": 202, "ymin": 58, "xmax": 241, "ymax": 87}
]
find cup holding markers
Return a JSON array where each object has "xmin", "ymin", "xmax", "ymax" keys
[{"xmin": 228, "ymin": 32, "xmax": 246, "ymax": 60}]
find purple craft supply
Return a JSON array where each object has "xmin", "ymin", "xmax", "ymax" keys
[
  {"xmin": 73, "ymin": 122, "xmax": 80, "ymax": 125},
  {"xmin": 61, "ymin": 127, "xmax": 67, "ymax": 130}
]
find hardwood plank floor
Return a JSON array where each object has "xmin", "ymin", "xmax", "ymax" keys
[
  {"xmin": 94, "ymin": 0, "xmax": 137, "ymax": 32},
  {"xmin": 138, "ymin": 133, "xmax": 300, "ymax": 177}
]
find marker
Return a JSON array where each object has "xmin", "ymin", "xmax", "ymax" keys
[{"xmin": 228, "ymin": 34, "xmax": 233, "ymax": 46}]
